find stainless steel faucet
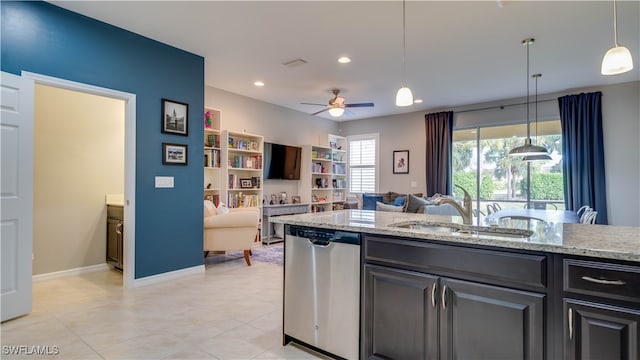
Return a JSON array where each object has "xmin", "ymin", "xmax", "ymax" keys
[{"xmin": 431, "ymin": 185, "xmax": 473, "ymax": 225}]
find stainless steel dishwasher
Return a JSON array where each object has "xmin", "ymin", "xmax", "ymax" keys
[{"xmin": 283, "ymin": 225, "xmax": 361, "ymax": 360}]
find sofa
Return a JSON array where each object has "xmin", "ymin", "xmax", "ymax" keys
[{"xmin": 360, "ymin": 192, "xmax": 460, "ymax": 216}]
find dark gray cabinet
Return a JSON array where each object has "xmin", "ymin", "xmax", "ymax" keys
[
  {"xmin": 440, "ymin": 278, "xmax": 544, "ymax": 360},
  {"xmin": 562, "ymin": 258, "xmax": 640, "ymax": 360},
  {"xmin": 564, "ymin": 299, "xmax": 640, "ymax": 360},
  {"xmin": 106, "ymin": 205, "xmax": 123, "ymax": 270},
  {"xmin": 363, "ymin": 235, "xmax": 546, "ymax": 360},
  {"xmin": 363, "ymin": 264, "xmax": 438, "ymax": 359}
]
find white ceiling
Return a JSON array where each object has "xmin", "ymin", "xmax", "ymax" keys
[{"xmin": 50, "ymin": 1, "xmax": 639, "ymax": 121}]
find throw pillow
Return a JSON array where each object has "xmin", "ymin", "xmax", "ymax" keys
[
  {"xmin": 404, "ymin": 193, "xmax": 432, "ymax": 213},
  {"xmin": 362, "ymin": 194, "xmax": 384, "ymax": 210},
  {"xmin": 216, "ymin": 203, "xmax": 229, "ymax": 215},
  {"xmin": 376, "ymin": 201, "xmax": 403, "ymax": 212},
  {"xmin": 392, "ymin": 196, "xmax": 406, "ymax": 206}
]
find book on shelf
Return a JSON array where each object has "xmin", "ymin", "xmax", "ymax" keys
[
  {"xmin": 204, "ymin": 149, "xmax": 221, "ymax": 168},
  {"xmin": 204, "ymin": 194, "xmax": 220, "ymax": 207},
  {"xmin": 227, "ymin": 193, "xmax": 259, "ymax": 208},
  {"xmin": 207, "ymin": 134, "xmax": 220, "ymax": 148},
  {"xmin": 312, "ymin": 162, "xmax": 325, "ymax": 173},
  {"xmin": 231, "ymin": 155, "xmax": 262, "ymax": 169}
]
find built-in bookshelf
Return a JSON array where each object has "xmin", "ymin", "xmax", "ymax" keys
[
  {"xmin": 301, "ymin": 145, "xmax": 334, "ymax": 212},
  {"xmin": 204, "ymin": 108, "xmax": 221, "ymax": 206},
  {"xmin": 221, "ymin": 130, "xmax": 264, "ymax": 209},
  {"xmin": 328, "ymin": 134, "xmax": 348, "ymax": 210}
]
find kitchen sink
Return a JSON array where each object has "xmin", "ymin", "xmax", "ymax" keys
[{"xmin": 389, "ymin": 221, "xmax": 533, "ymax": 238}]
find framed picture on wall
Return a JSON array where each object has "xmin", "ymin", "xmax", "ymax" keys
[
  {"xmin": 393, "ymin": 150, "xmax": 409, "ymax": 174},
  {"xmin": 161, "ymin": 98, "xmax": 188, "ymax": 136},
  {"xmin": 162, "ymin": 143, "xmax": 188, "ymax": 165}
]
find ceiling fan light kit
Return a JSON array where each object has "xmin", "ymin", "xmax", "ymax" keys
[
  {"xmin": 601, "ymin": 0, "xmax": 634, "ymax": 75},
  {"xmin": 509, "ymin": 38, "xmax": 550, "ymax": 160},
  {"xmin": 328, "ymin": 107, "xmax": 345, "ymax": 117},
  {"xmin": 395, "ymin": 0, "xmax": 414, "ymax": 107}
]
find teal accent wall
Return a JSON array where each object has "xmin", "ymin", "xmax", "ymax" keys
[{"xmin": 1, "ymin": 1, "xmax": 205, "ymax": 278}]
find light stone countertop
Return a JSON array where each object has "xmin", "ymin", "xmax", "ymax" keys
[{"xmin": 271, "ymin": 210, "xmax": 640, "ymax": 263}]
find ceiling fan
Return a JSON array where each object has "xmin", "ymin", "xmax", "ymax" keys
[{"xmin": 301, "ymin": 89, "xmax": 374, "ymax": 117}]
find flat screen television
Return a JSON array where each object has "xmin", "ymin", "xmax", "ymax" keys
[{"xmin": 263, "ymin": 142, "xmax": 302, "ymax": 180}]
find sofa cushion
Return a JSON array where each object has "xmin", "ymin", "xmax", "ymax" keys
[
  {"xmin": 404, "ymin": 193, "xmax": 433, "ymax": 213},
  {"xmin": 363, "ymin": 194, "xmax": 384, "ymax": 210},
  {"xmin": 392, "ymin": 196, "xmax": 406, "ymax": 206},
  {"xmin": 376, "ymin": 201, "xmax": 404, "ymax": 212},
  {"xmin": 204, "ymin": 200, "xmax": 217, "ymax": 217}
]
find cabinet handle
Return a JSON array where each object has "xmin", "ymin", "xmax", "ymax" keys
[
  {"xmin": 116, "ymin": 222, "xmax": 123, "ymax": 235},
  {"xmin": 581, "ymin": 276, "xmax": 626, "ymax": 286},
  {"xmin": 431, "ymin": 283, "xmax": 437, "ymax": 308},
  {"xmin": 441, "ymin": 285, "xmax": 447, "ymax": 310},
  {"xmin": 568, "ymin": 307, "xmax": 573, "ymax": 340}
]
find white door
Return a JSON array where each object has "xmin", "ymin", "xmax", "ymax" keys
[{"xmin": 1, "ymin": 71, "xmax": 34, "ymax": 322}]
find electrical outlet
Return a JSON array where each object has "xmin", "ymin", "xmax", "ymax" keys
[{"xmin": 411, "ymin": 181, "xmax": 417, "ymax": 188}]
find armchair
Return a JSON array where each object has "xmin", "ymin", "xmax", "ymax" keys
[{"xmin": 203, "ymin": 200, "xmax": 260, "ymax": 266}]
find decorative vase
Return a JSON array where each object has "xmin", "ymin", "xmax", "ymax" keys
[{"xmin": 204, "ymin": 111, "xmax": 213, "ymax": 129}]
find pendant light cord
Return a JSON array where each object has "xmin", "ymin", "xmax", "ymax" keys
[
  {"xmin": 402, "ymin": 0, "xmax": 407, "ymax": 83},
  {"xmin": 613, "ymin": 0, "xmax": 619, "ymax": 46},
  {"xmin": 525, "ymin": 39, "xmax": 531, "ymax": 139}
]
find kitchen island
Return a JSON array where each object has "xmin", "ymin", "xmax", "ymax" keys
[{"xmin": 273, "ymin": 210, "xmax": 640, "ymax": 360}]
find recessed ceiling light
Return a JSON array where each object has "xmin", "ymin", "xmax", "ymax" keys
[
  {"xmin": 254, "ymin": 81, "xmax": 265, "ymax": 87},
  {"xmin": 413, "ymin": 98, "xmax": 423, "ymax": 104},
  {"xmin": 338, "ymin": 56, "xmax": 351, "ymax": 64}
]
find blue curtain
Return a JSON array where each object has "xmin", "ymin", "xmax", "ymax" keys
[
  {"xmin": 558, "ymin": 92, "xmax": 608, "ymax": 224},
  {"xmin": 425, "ymin": 111, "xmax": 454, "ymax": 197}
]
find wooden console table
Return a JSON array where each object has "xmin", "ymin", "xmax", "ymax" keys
[{"xmin": 262, "ymin": 203, "xmax": 309, "ymax": 244}]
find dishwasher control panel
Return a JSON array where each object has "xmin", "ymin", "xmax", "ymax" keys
[{"xmin": 287, "ymin": 225, "xmax": 360, "ymax": 245}]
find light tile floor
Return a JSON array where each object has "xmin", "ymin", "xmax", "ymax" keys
[{"xmin": 1, "ymin": 257, "xmax": 328, "ymax": 360}]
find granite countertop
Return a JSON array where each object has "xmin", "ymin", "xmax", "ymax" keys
[
  {"xmin": 271, "ymin": 210, "xmax": 640, "ymax": 262},
  {"xmin": 105, "ymin": 194, "xmax": 124, "ymax": 207}
]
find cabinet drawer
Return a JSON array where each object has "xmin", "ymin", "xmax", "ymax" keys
[
  {"xmin": 365, "ymin": 236, "xmax": 547, "ymax": 289},
  {"xmin": 563, "ymin": 259, "xmax": 640, "ymax": 303},
  {"xmin": 107, "ymin": 205, "xmax": 124, "ymax": 219}
]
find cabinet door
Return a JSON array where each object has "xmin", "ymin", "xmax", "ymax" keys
[
  {"xmin": 116, "ymin": 221, "xmax": 123, "ymax": 269},
  {"xmin": 106, "ymin": 217, "xmax": 120, "ymax": 266},
  {"xmin": 363, "ymin": 264, "xmax": 438, "ymax": 360},
  {"xmin": 440, "ymin": 278, "xmax": 545, "ymax": 360},
  {"xmin": 565, "ymin": 299, "xmax": 639, "ymax": 360}
]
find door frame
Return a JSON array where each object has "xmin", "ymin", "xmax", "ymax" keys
[{"xmin": 23, "ymin": 72, "xmax": 137, "ymax": 288}]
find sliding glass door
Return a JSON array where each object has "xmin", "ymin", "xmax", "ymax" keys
[{"xmin": 452, "ymin": 121, "xmax": 564, "ymax": 220}]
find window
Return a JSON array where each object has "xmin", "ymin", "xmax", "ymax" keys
[
  {"xmin": 452, "ymin": 121, "xmax": 563, "ymax": 214},
  {"xmin": 348, "ymin": 134, "xmax": 378, "ymax": 193}
]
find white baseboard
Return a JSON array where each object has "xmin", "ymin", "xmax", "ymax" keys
[
  {"xmin": 32, "ymin": 263, "xmax": 110, "ymax": 282},
  {"xmin": 129, "ymin": 265, "xmax": 205, "ymax": 288}
]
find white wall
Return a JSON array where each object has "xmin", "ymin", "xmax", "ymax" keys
[
  {"xmin": 34, "ymin": 84, "xmax": 125, "ymax": 275},
  {"xmin": 341, "ymin": 81, "xmax": 640, "ymax": 226},
  {"xmin": 205, "ymin": 86, "xmax": 339, "ymax": 200}
]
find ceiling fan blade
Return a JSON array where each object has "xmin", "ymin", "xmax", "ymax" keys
[
  {"xmin": 344, "ymin": 102, "xmax": 374, "ymax": 108},
  {"xmin": 311, "ymin": 108, "xmax": 329, "ymax": 116},
  {"xmin": 301, "ymin": 102, "xmax": 327, "ymax": 106}
]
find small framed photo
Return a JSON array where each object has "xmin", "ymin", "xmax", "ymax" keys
[
  {"xmin": 240, "ymin": 178, "xmax": 253, "ymax": 189},
  {"xmin": 393, "ymin": 150, "xmax": 409, "ymax": 174},
  {"xmin": 162, "ymin": 143, "xmax": 188, "ymax": 165},
  {"xmin": 329, "ymin": 141, "xmax": 337, "ymax": 149},
  {"xmin": 161, "ymin": 98, "xmax": 188, "ymax": 136}
]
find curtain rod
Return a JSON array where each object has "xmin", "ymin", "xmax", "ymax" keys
[{"xmin": 454, "ymin": 98, "xmax": 557, "ymax": 114}]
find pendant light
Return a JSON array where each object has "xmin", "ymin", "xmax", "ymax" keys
[
  {"xmin": 509, "ymin": 38, "xmax": 550, "ymax": 158},
  {"xmin": 601, "ymin": 0, "xmax": 634, "ymax": 75},
  {"xmin": 395, "ymin": 0, "xmax": 413, "ymax": 106},
  {"xmin": 523, "ymin": 74, "xmax": 552, "ymax": 162}
]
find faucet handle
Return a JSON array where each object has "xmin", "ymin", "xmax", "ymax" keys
[{"xmin": 454, "ymin": 185, "xmax": 471, "ymax": 201}]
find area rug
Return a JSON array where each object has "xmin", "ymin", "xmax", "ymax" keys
[{"xmin": 204, "ymin": 242, "xmax": 283, "ymax": 266}]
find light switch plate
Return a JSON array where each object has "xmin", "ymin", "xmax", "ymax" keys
[{"xmin": 155, "ymin": 176, "xmax": 174, "ymax": 188}]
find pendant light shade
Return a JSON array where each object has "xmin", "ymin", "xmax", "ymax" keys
[
  {"xmin": 327, "ymin": 107, "xmax": 345, "ymax": 117},
  {"xmin": 395, "ymin": 87, "xmax": 414, "ymax": 107},
  {"xmin": 509, "ymin": 39, "xmax": 550, "ymax": 159},
  {"xmin": 601, "ymin": 46, "xmax": 634, "ymax": 75},
  {"xmin": 523, "ymin": 154, "xmax": 553, "ymax": 162},
  {"xmin": 395, "ymin": 0, "xmax": 413, "ymax": 107},
  {"xmin": 601, "ymin": 0, "xmax": 634, "ymax": 75}
]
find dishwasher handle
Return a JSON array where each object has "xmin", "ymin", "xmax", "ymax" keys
[{"xmin": 308, "ymin": 238, "xmax": 332, "ymax": 247}]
